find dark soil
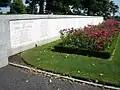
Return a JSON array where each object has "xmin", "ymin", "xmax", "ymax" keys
[{"xmin": 8, "ymin": 53, "xmax": 28, "ymax": 66}]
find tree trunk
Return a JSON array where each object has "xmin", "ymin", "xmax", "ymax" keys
[
  {"xmin": 39, "ymin": 0, "xmax": 44, "ymax": 14},
  {"xmin": 87, "ymin": 8, "xmax": 91, "ymax": 16},
  {"xmin": 46, "ymin": 0, "xmax": 51, "ymax": 14}
]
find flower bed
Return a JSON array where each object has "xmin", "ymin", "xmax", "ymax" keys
[{"xmin": 55, "ymin": 19, "xmax": 120, "ymax": 59}]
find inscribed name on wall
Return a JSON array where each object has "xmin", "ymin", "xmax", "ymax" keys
[
  {"xmin": 10, "ymin": 19, "xmax": 48, "ymax": 48},
  {"xmin": 10, "ymin": 20, "xmax": 34, "ymax": 48}
]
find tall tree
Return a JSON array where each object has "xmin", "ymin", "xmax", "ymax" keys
[
  {"xmin": 46, "ymin": 0, "xmax": 75, "ymax": 14},
  {"xmin": 10, "ymin": 0, "xmax": 27, "ymax": 14},
  {"xmin": 25, "ymin": 0, "xmax": 119, "ymax": 17},
  {"xmin": 81, "ymin": 0, "xmax": 119, "ymax": 18},
  {"xmin": 25, "ymin": 0, "xmax": 37, "ymax": 14},
  {"xmin": 109, "ymin": 1, "xmax": 119, "ymax": 17},
  {"xmin": 0, "ymin": 0, "xmax": 11, "ymax": 13},
  {"xmin": 81, "ymin": 0, "xmax": 97, "ymax": 15},
  {"xmin": 38, "ymin": 0, "xmax": 44, "ymax": 14},
  {"xmin": 100, "ymin": 0, "xmax": 119, "ymax": 19},
  {"xmin": 25, "ymin": 0, "xmax": 45, "ymax": 14},
  {"xmin": 0, "ymin": 0, "xmax": 11, "ymax": 7}
]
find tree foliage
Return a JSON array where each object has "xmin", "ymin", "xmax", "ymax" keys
[
  {"xmin": 9, "ymin": 0, "xmax": 27, "ymax": 14},
  {"xmin": 109, "ymin": 1, "xmax": 119, "ymax": 16},
  {"xmin": 114, "ymin": 16, "xmax": 120, "ymax": 21},
  {"xmin": 25, "ymin": 0, "xmax": 44, "ymax": 14},
  {"xmin": 0, "ymin": 0, "xmax": 11, "ymax": 7},
  {"xmin": 24, "ymin": 0, "xmax": 119, "ymax": 18},
  {"xmin": 25, "ymin": 0, "xmax": 38, "ymax": 14}
]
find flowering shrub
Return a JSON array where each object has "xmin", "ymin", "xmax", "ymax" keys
[{"xmin": 59, "ymin": 19, "xmax": 120, "ymax": 52}]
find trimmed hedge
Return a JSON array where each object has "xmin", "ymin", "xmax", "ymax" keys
[
  {"xmin": 54, "ymin": 33, "xmax": 119, "ymax": 59},
  {"xmin": 107, "ymin": 32, "xmax": 119, "ymax": 55}
]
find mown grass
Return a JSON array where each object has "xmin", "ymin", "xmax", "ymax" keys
[{"xmin": 21, "ymin": 35, "xmax": 120, "ymax": 87}]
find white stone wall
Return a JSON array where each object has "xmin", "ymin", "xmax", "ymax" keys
[
  {"xmin": 0, "ymin": 15, "xmax": 103, "ymax": 68},
  {"xmin": 0, "ymin": 20, "xmax": 10, "ymax": 67}
]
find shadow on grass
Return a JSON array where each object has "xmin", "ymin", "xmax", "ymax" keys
[{"xmin": 51, "ymin": 46, "xmax": 110, "ymax": 59}]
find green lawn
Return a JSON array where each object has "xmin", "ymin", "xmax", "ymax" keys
[{"xmin": 21, "ymin": 35, "xmax": 120, "ymax": 87}]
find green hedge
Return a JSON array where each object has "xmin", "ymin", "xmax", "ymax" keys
[
  {"xmin": 107, "ymin": 32, "xmax": 119, "ymax": 55},
  {"xmin": 54, "ymin": 33, "xmax": 119, "ymax": 59},
  {"xmin": 54, "ymin": 45, "xmax": 110, "ymax": 59}
]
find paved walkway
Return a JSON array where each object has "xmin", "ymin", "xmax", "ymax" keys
[{"xmin": 0, "ymin": 65, "xmax": 103, "ymax": 90}]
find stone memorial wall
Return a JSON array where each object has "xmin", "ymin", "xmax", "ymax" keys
[{"xmin": 0, "ymin": 15, "xmax": 103, "ymax": 68}]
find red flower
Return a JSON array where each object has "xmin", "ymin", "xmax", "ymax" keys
[
  {"xmin": 104, "ymin": 31, "xmax": 109, "ymax": 36},
  {"xmin": 95, "ymin": 40, "xmax": 100, "ymax": 44},
  {"xmin": 61, "ymin": 19, "xmax": 119, "ymax": 52},
  {"xmin": 97, "ymin": 46, "xmax": 102, "ymax": 49}
]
